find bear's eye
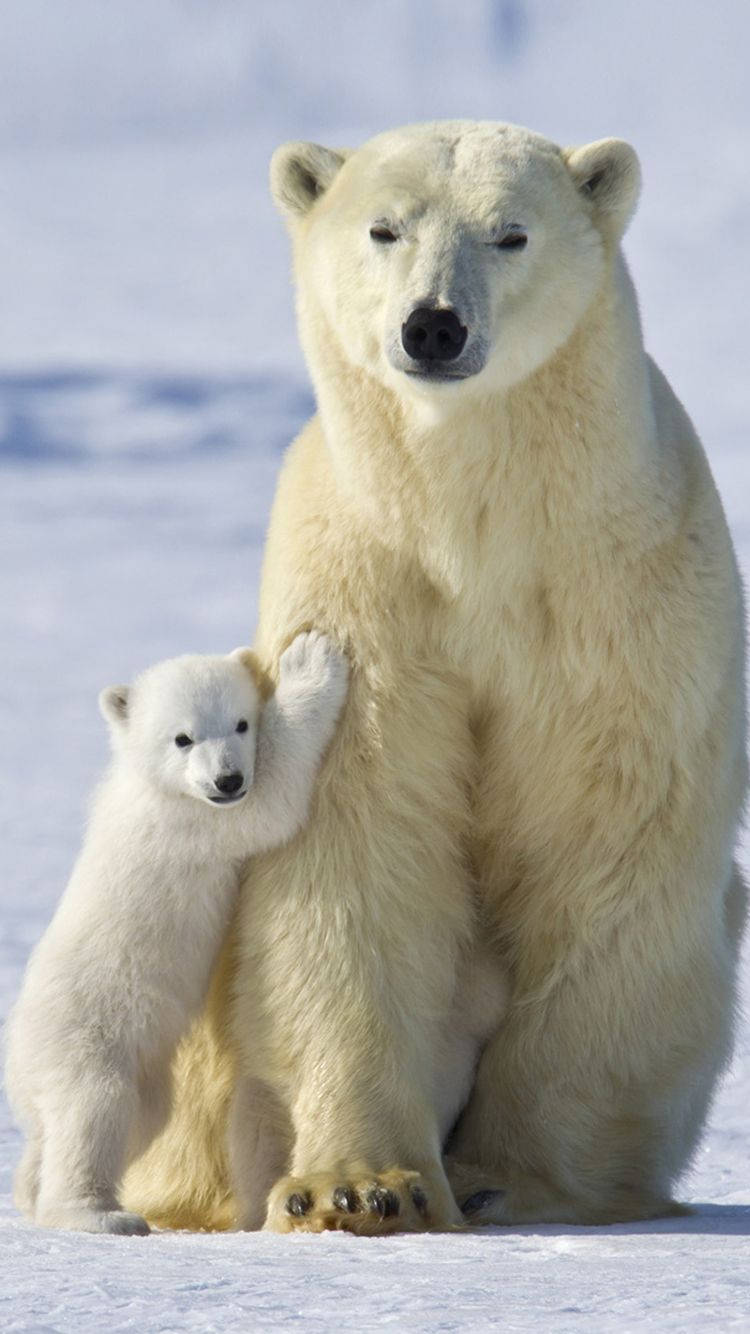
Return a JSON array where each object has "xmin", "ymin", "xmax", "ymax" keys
[
  {"xmin": 369, "ymin": 225, "xmax": 398, "ymax": 244},
  {"xmin": 495, "ymin": 232, "xmax": 527, "ymax": 251},
  {"xmin": 236, "ymin": 719, "xmax": 248, "ymax": 734},
  {"xmin": 174, "ymin": 733, "xmax": 193, "ymax": 748}
]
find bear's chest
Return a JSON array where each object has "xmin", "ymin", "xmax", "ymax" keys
[{"xmin": 441, "ymin": 549, "xmax": 619, "ymax": 704}]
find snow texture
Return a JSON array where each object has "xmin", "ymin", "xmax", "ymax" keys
[{"xmin": 1, "ymin": 2, "xmax": 749, "ymax": 1329}]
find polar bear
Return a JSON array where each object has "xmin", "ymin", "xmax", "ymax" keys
[
  {"xmin": 122, "ymin": 120, "xmax": 747, "ymax": 1233},
  {"xmin": 5, "ymin": 631, "xmax": 348, "ymax": 1233}
]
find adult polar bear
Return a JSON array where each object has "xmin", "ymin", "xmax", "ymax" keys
[{"xmin": 124, "ymin": 121, "xmax": 747, "ymax": 1232}]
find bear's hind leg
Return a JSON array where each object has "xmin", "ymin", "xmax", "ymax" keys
[
  {"xmin": 445, "ymin": 1157, "xmax": 688, "ymax": 1226},
  {"xmin": 449, "ymin": 925, "xmax": 733, "ymax": 1226}
]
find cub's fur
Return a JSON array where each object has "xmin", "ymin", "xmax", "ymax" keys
[{"xmin": 6, "ymin": 632, "xmax": 347, "ymax": 1232}]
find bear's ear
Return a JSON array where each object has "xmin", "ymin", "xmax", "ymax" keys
[
  {"xmin": 99, "ymin": 685, "xmax": 130, "ymax": 726},
  {"xmin": 270, "ymin": 141, "xmax": 348, "ymax": 219},
  {"xmin": 564, "ymin": 138, "xmax": 641, "ymax": 238},
  {"xmin": 229, "ymin": 647, "xmax": 272, "ymax": 700}
]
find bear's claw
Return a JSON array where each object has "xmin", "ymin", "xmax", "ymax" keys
[
  {"xmin": 410, "ymin": 1184, "xmax": 428, "ymax": 1215},
  {"xmin": 461, "ymin": 1188, "xmax": 506, "ymax": 1217},
  {"xmin": 267, "ymin": 1168, "xmax": 455, "ymax": 1234},
  {"xmin": 365, "ymin": 1185, "xmax": 400, "ymax": 1218},
  {"xmin": 332, "ymin": 1185, "xmax": 359, "ymax": 1213},
  {"xmin": 285, "ymin": 1191, "xmax": 312, "ymax": 1217}
]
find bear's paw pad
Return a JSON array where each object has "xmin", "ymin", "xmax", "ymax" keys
[{"xmin": 264, "ymin": 1168, "xmax": 449, "ymax": 1235}]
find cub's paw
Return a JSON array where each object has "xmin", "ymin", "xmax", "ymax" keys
[
  {"xmin": 278, "ymin": 631, "xmax": 349, "ymax": 710},
  {"xmin": 36, "ymin": 1204, "xmax": 151, "ymax": 1235},
  {"xmin": 264, "ymin": 1168, "xmax": 460, "ymax": 1235},
  {"xmin": 96, "ymin": 1209, "xmax": 151, "ymax": 1236}
]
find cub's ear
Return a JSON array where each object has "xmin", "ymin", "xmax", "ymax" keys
[
  {"xmin": 229, "ymin": 647, "xmax": 272, "ymax": 700},
  {"xmin": 564, "ymin": 138, "xmax": 641, "ymax": 238},
  {"xmin": 270, "ymin": 141, "xmax": 348, "ymax": 219},
  {"xmin": 99, "ymin": 685, "xmax": 130, "ymax": 726}
]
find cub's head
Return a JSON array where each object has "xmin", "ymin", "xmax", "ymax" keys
[
  {"xmin": 99, "ymin": 649, "xmax": 264, "ymax": 806},
  {"xmin": 271, "ymin": 120, "xmax": 640, "ymax": 401}
]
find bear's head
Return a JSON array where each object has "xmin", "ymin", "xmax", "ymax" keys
[
  {"xmin": 99, "ymin": 650, "xmax": 263, "ymax": 806},
  {"xmin": 271, "ymin": 121, "xmax": 640, "ymax": 403}
]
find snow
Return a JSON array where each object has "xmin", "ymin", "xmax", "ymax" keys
[
  {"xmin": 3, "ymin": 1216, "xmax": 750, "ymax": 1334},
  {"xmin": 1, "ymin": 2, "xmax": 749, "ymax": 1329}
]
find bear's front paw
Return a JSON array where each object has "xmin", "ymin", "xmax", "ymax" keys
[
  {"xmin": 264, "ymin": 1168, "xmax": 460, "ymax": 1235},
  {"xmin": 278, "ymin": 631, "xmax": 349, "ymax": 710}
]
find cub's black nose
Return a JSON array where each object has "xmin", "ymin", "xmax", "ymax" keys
[
  {"xmin": 401, "ymin": 307, "xmax": 467, "ymax": 362},
  {"xmin": 215, "ymin": 771, "xmax": 243, "ymax": 794}
]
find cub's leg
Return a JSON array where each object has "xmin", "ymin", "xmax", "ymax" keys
[{"xmin": 34, "ymin": 1064, "xmax": 149, "ymax": 1235}]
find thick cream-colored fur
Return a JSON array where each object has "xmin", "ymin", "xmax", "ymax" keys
[{"xmin": 123, "ymin": 120, "xmax": 747, "ymax": 1232}]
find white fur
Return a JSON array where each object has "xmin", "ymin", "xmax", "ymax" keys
[
  {"xmin": 122, "ymin": 120, "xmax": 746, "ymax": 1234},
  {"xmin": 5, "ymin": 632, "xmax": 348, "ymax": 1233}
]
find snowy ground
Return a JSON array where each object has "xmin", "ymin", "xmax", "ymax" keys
[
  {"xmin": 1, "ymin": 2, "xmax": 749, "ymax": 1330},
  {"xmin": 2, "ymin": 398, "xmax": 749, "ymax": 1334}
]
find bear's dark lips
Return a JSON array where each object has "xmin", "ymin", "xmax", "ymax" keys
[{"xmin": 404, "ymin": 367, "xmax": 471, "ymax": 383}]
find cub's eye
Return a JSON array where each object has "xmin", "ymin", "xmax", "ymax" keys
[
  {"xmin": 236, "ymin": 719, "xmax": 249, "ymax": 734},
  {"xmin": 369, "ymin": 225, "xmax": 398, "ymax": 243},
  {"xmin": 495, "ymin": 232, "xmax": 527, "ymax": 251},
  {"xmin": 174, "ymin": 733, "xmax": 193, "ymax": 748}
]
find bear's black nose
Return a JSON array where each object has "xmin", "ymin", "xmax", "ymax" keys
[
  {"xmin": 401, "ymin": 307, "xmax": 467, "ymax": 362},
  {"xmin": 215, "ymin": 771, "xmax": 244, "ymax": 794}
]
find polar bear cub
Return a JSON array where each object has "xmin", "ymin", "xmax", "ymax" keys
[{"xmin": 5, "ymin": 630, "xmax": 348, "ymax": 1234}]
